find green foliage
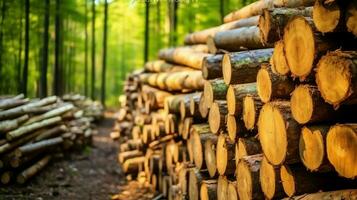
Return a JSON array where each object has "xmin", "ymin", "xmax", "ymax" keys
[{"xmin": 0, "ymin": 0, "xmax": 253, "ymax": 107}]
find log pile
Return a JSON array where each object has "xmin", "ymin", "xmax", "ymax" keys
[
  {"xmin": 115, "ymin": 0, "xmax": 357, "ymax": 199},
  {"xmin": 0, "ymin": 94, "xmax": 103, "ymax": 184}
]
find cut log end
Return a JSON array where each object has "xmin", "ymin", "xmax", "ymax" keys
[
  {"xmin": 227, "ymin": 182, "xmax": 238, "ymax": 200},
  {"xmin": 313, "ymin": 0, "xmax": 341, "ymax": 33},
  {"xmin": 291, "ymin": 85, "xmax": 314, "ymax": 124},
  {"xmin": 347, "ymin": 2, "xmax": 357, "ymax": 36},
  {"xmin": 299, "ymin": 126, "xmax": 325, "ymax": 171},
  {"xmin": 237, "ymin": 160, "xmax": 254, "ymax": 200},
  {"xmin": 227, "ymin": 86, "xmax": 236, "ymax": 115},
  {"xmin": 227, "ymin": 115, "xmax": 237, "ymax": 142},
  {"xmin": 200, "ymin": 180, "xmax": 217, "ymax": 200},
  {"xmin": 208, "ymin": 102, "xmax": 222, "ymax": 134},
  {"xmin": 283, "ymin": 16, "xmax": 315, "ymax": 79},
  {"xmin": 327, "ymin": 124, "xmax": 357, "ymax": 179},
  {"xmin": 256, "ymin": 68, "xmax": 272, "ymax": 103},
  {"xmin": 260, "ymin": 157, "xmax": 277, "ymax": 200},
  {"xmin": 271, "ymin": 40, "xmax": 289, "ymax": 75},
  {"xmin": 217, "ymin": 176, "xmax": 228, "ymax": 200},
  {"xmin": 207, "ymin": 36, "xmax": 218, "ymax": 54},
  {"xmin": 280, "ymin": 165, "xmax": 296, "ymax": 197},
  {"xmin": 216, "ymin": 134, "xmax": 227, "ymax": 175},
  {"xmin": 243, "ymin": 96, "xmax": 256, "ymax": 130},
  {"xmin": 222, "ymin": 54, "xmax": 232, "ymax": 85},
  {"xmin": 204, "ymin": 81, "xmax": 214, "ymax": 108}
]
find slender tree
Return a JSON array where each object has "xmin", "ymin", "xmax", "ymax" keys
[
  {"xmin": 144, "ymin": 0, "xmax": 149, "ymax": 63},
  {"xmin": 17, "ymin": 1, "xmax": 24, "ymax": 93},
  {"xmin": 101, "ymin": 0, "xmax": 109, "ymax": 106},
  {"xmin": 84, "ymin": 0, "xmax": 89, "ymax": 96},
  {"xmin": 22, "ymin": 0, "xmax": 30, "ymax": 96},
  {"xmin": 91, "ymin": 0, "xmax": 96, "ymax": 100},
  {"xmin": 39, "ymin": 0, "xmax": 50, "ymax": 98},
  {"xmin": 54, "ymin": 0, "xmax": 62, "ymax": 96},
  {"xmin": 0, "ymin": 0, "xmax": 7, "ymax": 93}
]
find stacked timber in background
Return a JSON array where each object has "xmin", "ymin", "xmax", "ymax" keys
[
  {"xmin": 0, "ymin": 94, "xmax": 103, "ymax": 184},
  {"xmin": 115, "ymin": 0, "xmax": 357, "ymax": 199}
]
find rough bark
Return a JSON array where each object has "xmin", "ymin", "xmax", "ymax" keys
[{"xmin": 202, "ymin": 54, "xmax": 223, "ymax": 80}]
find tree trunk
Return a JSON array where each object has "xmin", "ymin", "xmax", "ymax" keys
[
  {"xmin": 226, "ymin": 82, "xmax": 257, "ymax": 115},
  {"xmin": 22, "ymin": 0, "xmax": 30, "ymax": 96},
  {"xmin": 39, "ymin": 0, "xmax": 50, "ymax": 98},
  {"xmin": 144, "ymin": 0, "xmax": 149, "ymax": 63},
  {"xmin": 222, "ymin": 48, "xmax": 273, "ymax": 85},
  {"xmin": 101, "ymin": 0, "xmax": 109, "ymax": 106},
  {"xmin": 91, "ymin": 0, "xmax": 96, "ymax": 100},
  {"xmin": 84, "ymin": 0, "xmax": 89, "ymax": 96}
]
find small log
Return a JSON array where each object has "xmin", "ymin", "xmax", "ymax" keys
[
  {"xmin": 190, "ymin": 92, "xmax": 202, "ymax": 117},
  {"xmin": 202, "ymin": 54, "xmax": 223, "ymax": 80},
  {"xmin": 282, "ymin": 189, "xmax": 357, "ymax": 200},
  {"xmin": 144, "ymin": 60, "xmax": 194, "ymax": 73},
  {"xmin": 200, "ymin": 180, "xmax": 217, "ymax": 200},
  {"xmin": 204, "ymin": 79, "xmax": 228, "ymax": 109},
  {"xmin": 259, "ymin": 156, "xmax": 285, "ymax": 199},
  {"xmin": 191, "ymin": 124, "xmax": 213, "ymax": 169},
  {"xmin": 242, "ymin": 95, "xmax": 263, "ymax": 131},
  {"xmin": 259, "ymin": 7, "xmax": 312, "ymax": 44},
  {"xmin": 316, "ymin": 51, "xmax": 357, "ymax": 107},
  {"xmin": 313, "ymin": 0, "xmax": 342, "ymax": 33},
  {"xmin": 258, "ymin": 101, "xmax": 300, "ymax": 165},
  {"xmin": 1, "ymin": 171, "xmax": 13, "ymax": 184},
  {"xmin": 217, "ymin": 176, "xmax": 228, "ymax": 200},
  {"xmin": 165, "ymin": 114, "xmax": 177, "ymax": 134},
  {"xmin": 236, "ymin": 154, "xmax": 264, "ymax": 200},
  {"xmin": 35, "ymin": 125, "xmax": 68, "ymax": 141},
  {"xmin": 17, "ymin": 155, "xmax": 51, "ymax": 184},
  {"xmin": 208, "ymin": 100, "xmax": 227, "ymax": 134},
  {"xmin": 222, "ymin": 48, "xmax": 273, "ymax": 85},
  {"xmin": 24, "ymin": 104, "xmax": 74, "ymax": 125},
  {"xmin": 0, "ymin": 98, "xmax": 29, "ymax": 110},
  {"xmin": 256, "ymin": 63, "xmax": 295, "ymax": 103},
  {"xmin": 204, "ymin": 136, "xmax": 218, "ymax": 177},
  {"xmin": 227, "ymin": 181, "xmax": 238, "ymax": 200},
  {"xmin": 15, "ymin": 137, "xmax": 63, "ymax": 157},
  {"xmin": 199, "ymin": 93, "xmax": 209, "ymax": 118},
  {"xmin": 0, "ymin": 115, "xmax": 29, "ymax": 132},
  {"xmin": 326, "ymin": 124, "xmax": 357, "ymax": 179},
  {"xmin": 299, "ymin": 125, "xmax": 332, "ymax": 172},
  {"xmin": 226, "ymin": 115, "xmax": 249, "ymax": 141},
  {"xmin": 346, "ymin": 1, "xmax": 357, "ymax": 36},
  {"xmin": 165, "ymin": 94, "xmax": 194, "ymax": 115},
  {"xmin": 189, "ymin": 168, "xmax": 209, "ymax": 200},
  {"xmin": 236, "ymin": 137, "xmax": 262, "ymax": 161},
  {"xmin": 270, "ymin": 40, "xmax": 289, "ymax": 75},
  {"xmin": 216, "ymin": 134, "xmax": 235, "ymax": 175},
  {"xmin": 226, "ymin": 83, "xmax": 257, "ymax": 115},
  {"xmin": 118, "ymin": 150, "xmax": 143, "ymax": 164},
  {"xmin": 291, "ymin": 85, "xmax": 336, "ymax": 124},
  {"xmin": 0, "ymin": 129, "xmax": 42, "ymax": 154},
  {"xmin": 122, "ymin": 156, "xmax": 145, "ymax": 174},
  {"xmin": 182, "ymin": 117, "xmax": 193, "ymax": 139}
]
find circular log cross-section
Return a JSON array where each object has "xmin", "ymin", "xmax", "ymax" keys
[
  {"xmin": 347, "ymin": 1, "xmax": 357, "ymax": 36},
  {"xmin": 191, "ymin": 124, "xmax": 212, "ymax": 169},
  {"xmin": 258, "ymin": 101, "xmax": 300, "ymax": 165},
  {"xmin": 217, "ymin": 176, "xmax": 228, "ymax": 200},
  {"xmin": 283, "ymin": 16, "xmax": 315, "ymax": 80},
  {"xmin": 216, "ymin": 134, "xmax": 235, "ymax": 175},
  {"xmin": 299, "ymin": 126, "xmax": 330, "ymax": 172},
  {"xmin": 226, "ymin": 83, "xmax": 257, "ymax": 115},
  {"xmin": 236, "ymin": 137, "xmax": 262, "ymax": 161},
  {"xmin": 189, "ymin": 169, "xmax": 203, "ymax": 200},
  {"xmin": 313, "ymin": 0, "xmax": 341, "ymax": 33},
  {"xmin": 316, "ymin": 51, "xmax": 357, "ymax": 107},
  {"xmin": 291, "ymin": 85, "xmax": 335, "ymax": 124},
  {"xmin": 227, "ymin": 181, "xmax": 238, "ymax": 200},
  {"xmin": 270, "ymin": 40, "xmax": 289, "ymax": 75},
  {"xmin": 327, "ymin": 124, "xmax": 357, "ymax": 179},
  {"xmin": 243, "ymin": 96, "xmax": 261, "ymax": 130},
  {"xmin": 205, "ymin": 137, "xmax": 218, "ymax": 177},
  {"xmin": 259, "ymin": 157, "xmax": 284, "ymax": 199},
  {"xmin": 200, "ymin": 180, "xmax": 217, "ymax": 200},
  {"xmin": 208, "ymin": 101, "xmax": 227, "ymax": 134}
]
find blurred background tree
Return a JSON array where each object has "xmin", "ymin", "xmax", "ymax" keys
[{"xmin": 0, "ymin": 0, "xmax": 254, "ymax": 107}]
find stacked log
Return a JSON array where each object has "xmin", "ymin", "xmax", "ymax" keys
[
  {"xmin": 0, "ymin": 94, "xmax": 103, "ymax": 184},
  {"xmin": 116, "ymin": 0, "xmax": 357, "ymax": 199}
]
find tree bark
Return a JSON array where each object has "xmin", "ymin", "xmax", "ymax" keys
[
  {"xmin": 22, "ymin": 0, "xmax": 30, "ymax": 96},
  {"xmin": 203, "ymin": 78, "xmax": 228, "ymax": 109},
  {"xmin": 101, "ymin": 0, "xmax": 109, "ymax": 106},
  {"xmin": 202, "ymin": 54, "xmax": 223, "ymax": 80},
  {"xmin": 39, "ymin": 0, "xmax": 50, "ymax": 98},
  {"xmin": 17, "ymin": 155, "xmax": 51, "ymax": 184},
  {"xmin": 91, "ymin": 0, "xmax": 96, "ymax": 100}
]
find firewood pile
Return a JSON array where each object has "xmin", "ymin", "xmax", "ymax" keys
[
  {"xmin": 0, "ymin": 94, "xmax": 103, "ymax": 184},
  {"xmin": 114, "ymin": 0, "xmax": 357, "ymax": 199}
]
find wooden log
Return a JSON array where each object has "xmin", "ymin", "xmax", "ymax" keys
[
  {"xmin": 7, "ymin": 116, "xmax": 62, "ymax": 141},
  {"xmin": 326, "ymin": 124, "xmax": 357, "ymax": 179},
  {"xmin": 346, "ymin": 1, "xmax": 357, "ymax": 36},
  {"xmin": 316, "ymin": 51, "xmax": 357, "ymax": 107},
  {"xmin": 182, "ymin": 117, "xmax": 193, "ymax": 139},
  {"xmin": 122, "ymin": 156, "xmax": 145, "ymax": 174},
  {"xmin": 1, "ymin": 171, "xmax": 13, "ymax": 184},
  {"xmin": 158, "ymin": 45, "xmax": 210, "ymax": 69},
  {"xmin": 141, "ymin": 85, "xmax": 172, "ymax": 108},
  {"xmin": 299, "ymin": 125, "xmax": 332, "ymax": 172},
  {"xmin": 24, "ymin": 104, "xmax": 74, "ymax": 125},
  {"xmin": 0, "ymin": 115, "xmax": 29, "ymax": 132},
  {"xmin": 165, "ymin": 94, "xmax": 193, "ymax": 115},
  {"xmin": 222, "ymin": 48, "xmax": 273, "ymax": 85},
  {"xmin": 227, "ymin": 181, "xmax": 238, "ymax": 200},
  {"xmin": 259, "ymin": 156, "xmax": 285, "ymax": 199},
  {"xmin": 185, "ymin": 16, "xmax": 259, "ymax": 45},
  {"xmin": 208, "ymin": 100, "xmax": 227, "ymax": 134},
  {"xmin": 191, "ymin": 124, "xmax": 213, "ymax": 169},
  {"xmin": 226, "ymin": 83, "xmax": 257, "ymax": 115},
  {"xmin": 216, "ymin": 134, "xmax": 235, "ymax": 175},
  {"xmin": 313, "ymin": 0, "xmax": 342, "ymax": 33},
  {"xmin": 165, "ymin": 114, "xmax": 177, "ymax": 134},
  {"xmin": 258, "ymin": 101, "xmax": 300, "ymax": 165},
  {"xmin": 35, "ymin": 125, "xmax": 67, "ymax": 142},
  {"xmin": 200, "ymin": 180, "xmax": 217, "ymax": 200},
  {"xmin": 236, "ymin": 137, "xmax": 262, "ymax": 161},
  {"xmin": 0, "ymin": 130, "xmax": 41, "ymax": 154},
  {"xmin": 259, "ymin": 7, "xmax": 312, "ymax": 44},
  {"xmin": 212, "ymin": 26, "xmax": 271, "ymax": 53},
  {"xmin": 189, "ymin": 168, "xmax": 209, "ymax": 200},
  {"xmin": 204, "ymin": 136, "xmax": 218, "ymax": 177},
  {"xmin": 226, "ymin": 115, "xmax": 249, "ymax": 142},
  {"xmin": 15, "ymin": 137, "xmax": 63, "ymax": 157},
  {"xmin": 199, "ymin": 93, "xmax": 209, "ymax": 118},
  {"xmin": 223, "ymin": 0, "xmax": 315, "ymax": 23},
  {"xmin": 204, "ymin": 79, "xmax": 228, "ymax": 109},
  {"xmin": 144, "ymin": 60, "xmax": 194, "ymax": 73},
  {"xmin": 236, "ymin": 154, "xmax": 264, "ymax": 200},
  {"xmin": 118, "ymin": 150, "xmax": 143, "ymax": 164},
  {"xmin": 282, "ymin": 189, "xmax": 357, "ymax": 200},
  {"xmin": 202, "ymin": 54, "xmax": 223, "ymax": 80},
  {"xmin": 217, "ymin": 176, "xmax": 228, "ymax": 200},
  {"xmin": 256, "ymin": 63, "xmax": 295, "ymax": 103},
  {"xmin": 17, "ymin": 155, "xmax": 51, "ymax": 184},
  {"xmin": 142, "ymin": 125, "xmax": 153, "ymax": 144},
  {"xmin": 270, "ymin": 40, "xmax": 289, "ymax": 75},
  {"xmin": 0, "ymin": 98, "xmax": 29, "ymax": 110},
  {"xmin": 291, "ymin": 85, "xmax": 336, "ymax": 124},
  {"xmin": 242, "ymin": 95, "xmax": 263, "ymax": 131},
  {"xmin": 190, "ymin": 92, "xmax": 202, "ymax": 117}
]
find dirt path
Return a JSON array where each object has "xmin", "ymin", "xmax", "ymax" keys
[{"xmin": 0, "ymin": 113, "xmax": 126, "ymax": 200}]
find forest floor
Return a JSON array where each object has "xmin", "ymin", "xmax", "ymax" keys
[{"xmin": 0, "ymin": 112, "xmax": 142, "ymax": 200}]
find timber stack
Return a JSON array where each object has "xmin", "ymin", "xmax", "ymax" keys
[
  {"xmin": 115, "ymin": 0, "xmax": 357, "ymax": 199},
  {"xmin": 0, "ymin": 94, "xmax": 103, "ymax": 184}
]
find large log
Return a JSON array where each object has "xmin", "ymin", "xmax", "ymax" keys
[
  {"xmin": 204, "ymin": 79, "xmax": 228, "ymax": 109},
  {"xmin": 222, "ymin": 48, "xmax": 273, "ymax": 85},
  {"xmin": 184, "ymin": 16, "xmax": 259, "ymax": 45},
  {"xmin": 259, "ymin": 156, "xmax": 285, "ymax": 199},
  {"xmin": 313, "ymin": 0, "xmax": 342, "ymax": 33},
  {"xmin": 242, "ymin": 95, "xmax": 263, "ymax": 131},
  {"xmin": 282, "ymin": 189, "xmax": 357, "ymax": 200},
  {"xmin": 204, "ymin": 136, "xmax": 218, "ymax": 177},
  {"xmin": 346, "ymin": 1, "xmax": 357, "ymax": 36},
  {"xmin": 316, "ymin": 51, "xmax": 357, "ymax": 107},
  {"xmin": 226, "ymin": 83, "xmax": 257, "ymax": 115},
  {"xmin": 200, "ymin": 180, "xmax": 217, "ymax": 200},
  {"xmin": 236, "ymin": 154, "xmax": 264, "ymax": 200},
  {"xmin": 158, "ymin": 45, "xmax": 210, "ymax": 69},
  {"xmin": 212, "ymin": 26, "xmax": 271, "ymax": 53},
  {"xmin": 256, "ymin": 63, "xmax": 295, "ymax": 103},
  {"xmin": 299, "ymin": 125, "xmax": 332, "ymax": 172},
  {"xmin": 208, "ymin": 100, "xmax": 228, "ymax": 134},
  {"xmin": 258, "ymin": 101, "xmax": 300, "ymax": 165},
  {"xmin": 144, "ymin": 60, "xmax": 194, "ymax": 73},
  {"xmin": 259, "ymin": 7, "xmax": 312, "ymax": 44},
  {"xmin": 0, "ymin": 115, "xmax": 29, "ymax": 132},
  {"xmin": 17, "ymin": 155, "xmax": 51, "ymax": 184},
  {"xmin": 216, "ymin": 134, "xmax": 235, "ymax": 175},
  {"xmin": 326, "ymin": 124, "xmax": 357, "ymax": 179},
  {"xmin": 15, "ymin": 137, "xmax": 63, "ymax": 157},
  {"xmin": 202, "ymin": 55, "xmax": 223, "ymax": 80}
]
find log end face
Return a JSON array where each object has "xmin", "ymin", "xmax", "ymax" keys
[
  {"xmin": 205, "ymin": 139, "xmax": 217, "ymax": 177},
  {"xmin": 216, "ymin": 134, "xmax": 228, "ymax": 175},
  {"xmin": 272, "ymin": 40, "xmax": 290, "ymax": 76},
  {"xmin": 237, "ymin": 161, "xmax": 253, "ymax": 200},
  {"xmin": 200, "ymin": 183, "xmax": 209, "ymax": 200},
  {"xmin": 217, "ymin": 176, "xmax": 228, "ymax": 200},
  {"xmin": 209, "ymin": 102, "xmax": 221, "ymax": 134},
  {"xmin": 189, "ymin": 170, "xmax": 199, "ymax": 200},
  {"xmin": 347, "ymin": 2, "xmax": 357, "ymax": 36},
  {"xmin": 227, "ymin": 86, "xmax": 237, "ymax": 115},
  {"xmin": 243, "ymin": 96, "xmax": 257, "ymax": 130},
  {"xmin": 227, "ymin": 182, "xmax": 238, "ymax": 200},
  {"xmin": 257, "ymin": 68, "xmax": 272, "ymax": 103},
  {"xmin": 280, "ymin": 165, "xmax": 296, "ymax": 197},
  {"xmin": 222, "ymin": 54, "xmax": 232, "ymax": 85},
  {"xmin": 313, "ymin": 0, "xmax": 341, "ymax": 33},
  {"xmin": 204, "ymin": 81, "xmax": 214, "ymax": 109},
  {"xmin": 291, "ymin": 85, "xmax": 314, "ymax": 124},
  {"xmin": 192, "ymin": 132, "xmax": 203, "ymax": 169},
  {"xmin": 327, "ymin": 124, "xmax": 357, "ymax": 179},
  {"xmin": 299, "ymin": 126, "xmax": 325, "ymax": 171},
  {"xmin": 259, "ymin": 157, "xmax": 276, "ymax": 200}
]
